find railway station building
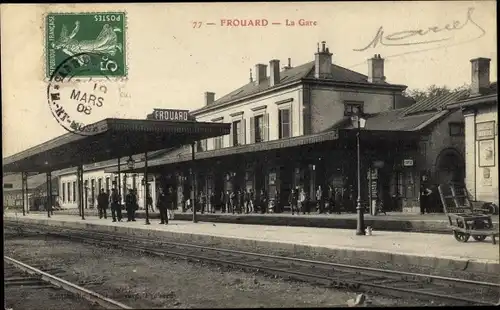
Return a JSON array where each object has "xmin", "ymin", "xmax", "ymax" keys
[
  {"xmin": 53, "ymin": 44, "xmax": 491, "ymax": 214},
  {"xmin": 448, "ymin": 58, "xmax": 498, "ymax": 205}
]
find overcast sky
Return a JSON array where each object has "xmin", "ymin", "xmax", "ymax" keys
[{"xmin": 1, "ymin": 1, "xmax": 497, "ymax": 157}]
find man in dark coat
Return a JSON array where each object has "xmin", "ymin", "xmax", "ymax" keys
[
  {"xmin": 167, "ymin": 187, "xmax": 176, "ymax": 220},
  {"xmin": 125, "ymin": 188, "xmax": 137, "ymax": 222},
  {"xmin": 110, "ymin": 186, "xmax": 122, "ymax": 222},
  {"xmin": 259, "ymin": 189, "xmax": 268, "ymax": 214},
  {"xmin": 157, "ymin": 187, "xmax": 168, "ymax": 224},
  {"xmin": 97, "ymin": 188, "xmax": 109, "ymax": 219},
  {"xmin": 230, "ymin": 190, "xmax": 236, "ymax": 214},
  {"xmin": 419, "ymin": 175, "xmax": 433, "ymax": 215}
]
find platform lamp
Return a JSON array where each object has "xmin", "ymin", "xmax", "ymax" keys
[
  {"xmin": 126, "ymin": 156, "xmax": 135, "ymax": 170},
  {"xmin": 351, "ymin": 106, "xmax": 367, "ymax": 236}
]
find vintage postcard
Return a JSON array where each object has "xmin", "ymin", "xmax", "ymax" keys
[{"xmin": 2, "ymin": 2, "xmax": 498, "ymax": 309}]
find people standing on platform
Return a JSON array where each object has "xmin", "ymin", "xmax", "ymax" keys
[
  {"xmin": 248, "ymin": 189, "xmax": 256, "ymax": 213},
  {"xmin": 110, "ymin": 186, "xmax": 122, "ymax": 222},
  {"xmin": 235, "ymin": 190, "xmax": 242, "ymax": 214},
  {"xmin": 274, "ymin": 190, "xmax": 281, "ymax": 213},
  {"xmin": 316, "ymin": 186, "xmax": 325, "ymax": 214},
  {"xmin": 334, "ymin": 187, "xmax": 343, "ymax": 214},
  {"xmin": 289, "ymin": 188, "xmax": 298, "ymax": 215},
  {"xmin": 230, "ymin": 190, "xmax": 236, "ymax": 214},
  {"xmin": 326, "ymin": 185, "xmax": 334, "ymax": 214},
  {"xmin": 299, "ymin": 187, "xmax": 307, "ymax": 215},
  {"xmin": 146, "ymin": 190, "xmax": 154, "ymax": 213},
  {"xmin": 419, "ymin": 175, "xmax": 433, "ymax": 215},
  {"xmin": 167, "ymin": 187, "xmax": 176, "ymax": 220},
  {"xmin": 210, "ymin": 192, "xmax": 217, "ymax": 214},
  {"xmin": 125, "ymin": 188, "xmax": 137, "ymax": 222},
  {"xmin": 157, "ymin": 187, "xmax": 168, "ymax": 224},
  {"xmin": 259, "ymin": 189, "xmax": 268, "ymax": 214},
  {"xmin": 198, "ymin": 190, "xmax": 206, "ymax": 214},
  {"xmin": 244, "ymin": 189, "xmax": 250, "ymax": 214},
  {"xmin": 97, "ymin": 188, "xmax": 108, "ymax": 219},
  {"xmin": 221, "ymin": 191, "xmax": 228, "ymax": 213}
]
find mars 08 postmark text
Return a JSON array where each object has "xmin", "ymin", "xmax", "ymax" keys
[
  {"xmin": 47, "ymin": 52, "xmax": 120, "ymax": 136},
  {"xmin": 46, "ymin": 12, "xmax": 127, "ymax": 78}
]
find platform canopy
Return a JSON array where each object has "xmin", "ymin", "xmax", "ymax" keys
[{"xmin": 3, "ymin": 118, "xmax": 230, "ymax": 173}]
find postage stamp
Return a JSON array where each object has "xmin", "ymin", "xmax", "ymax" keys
[
  {"xmin": 47, "ymin": 52, "xmax": 120, "ymax": 136},
  {"xmin": 45, "ymin": 12, "xmax": 127, "ymax": 79}
]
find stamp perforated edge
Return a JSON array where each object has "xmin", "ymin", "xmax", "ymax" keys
[{"xmin": 42, "ymin": 11, "xmax": 129, "ymax": 83}]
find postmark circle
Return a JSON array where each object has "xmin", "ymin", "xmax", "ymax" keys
[{"xmin": 47, "ymin": 52, "xmax": 120, "ymax": 136}]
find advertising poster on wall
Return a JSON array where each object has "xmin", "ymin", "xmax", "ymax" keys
[{"xmin": 478, "ymin": 139, "xmax": 495, "ymax": 167}]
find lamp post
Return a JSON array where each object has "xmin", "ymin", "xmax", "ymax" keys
[{"xmin": 351, "ymin": 108, "xmax": 366, "ymax": 236}]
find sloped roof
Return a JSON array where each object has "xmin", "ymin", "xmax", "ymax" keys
[
  {"xmin": 342, "ymin": 109, "xmax": 448, "ymax": 132},
  {"xmin": 193, "ymin": 61, "xmax": 405, "ymax": 114},
  {"xmin": 403, "ymin": 90, "xmax": 470, "ymax": 116}
]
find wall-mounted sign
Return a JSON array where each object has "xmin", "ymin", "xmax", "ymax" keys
[
  {"xmin": 147, "ymin": 109, "xmax": 191, "ymax": 122},
  {"xmin": 403, "ymin": 159, "xmax": 414, "ymax": 167},
  {"xmin": 3, "ymin": 183, "xmax": 13, "ymax": 189},
  {"xmin": 482, "ymin": 168, "xmax": 492, "ymax": 186},
  {"xmin": 478, "ymin": 139, "xmax": 495, "ymax": 167},
  {"xmin": 476, "ymin": 121, "xmax": 496, "ymax": 141}
]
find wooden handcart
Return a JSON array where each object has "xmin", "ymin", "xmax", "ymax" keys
[{"xmin": 438, "ymin": 182, "xmax": 499, "ymax": 245}]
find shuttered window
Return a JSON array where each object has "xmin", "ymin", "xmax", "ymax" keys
[
  {"xmin": 279, "ymin": 108, "xmax": 291, "ymax": 139},
  {"xmin": 255, "ymin": 115, "xmax": 264, "ymax": 143},
  {"xmin": 232, "ymin": 120, "xmax": 242, "ymax": 146}
]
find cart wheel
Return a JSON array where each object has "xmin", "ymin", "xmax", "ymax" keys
[
  {"xmin": 453, "ymin": 231, "xmax": 470, "ymax": 242},
  {"xmin": 473, "ymin": 235, "xmax": 487, "ymax": 242}
]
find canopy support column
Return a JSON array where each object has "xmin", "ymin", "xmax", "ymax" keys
[
  {"xmin": 25, "ymin": 173, "xmax": 29, "ymax": 214},
  {"xmin": 144, "ymin": 151, "xmax": 150, "ymax": 225},
  {"xmin": 77, "ymin": 165, "xmax": 85, "ymax": 220},
  {"xmin": 191, "ymin": 142, "xmax": 197, "ymax": 223},
  {"xmin": 117, "ymin": 157, "xmax": 122, "ymax": 208},
  {"xmin": 46, "ymin": 171, "xmax": 52, "ymax": 218},
  {"xmin": 21, "ymin": 172, "xmax": 26, "ymax": 216}
]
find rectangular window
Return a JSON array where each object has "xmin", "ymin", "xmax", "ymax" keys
[
  {"xmin": 449, "ymin": 122, "xmax": 465, "ymax": 136},
  {"xmin": 132, "ymin": 174, "xmax": 137, "ymax": 190},
  {"xmin": 72, "ymin": 182, "xmax": 76, "ymax": 202},
  {"xmin": 214, "ymin": 136, "xmax": 223, "ymax": 150},
  {"xmin": 98, "ymin": 178, "xmax": 102, "ymax": 192},
  {"xmin": 106, "ymin": 177, "xmax": 110, "ymax": 192},
  {"xmin": 67, "ymin": 183, "xmax": 71, "ymax": 202},
  {"xmin": 62, "ymin": 182, "xmax": 66, "ymax": 202},
  {"xmin": 278, "ymin": 109, "xmax": 291, "ymax": 139},
  {"xmin": 344, "ymin": 101, "xmax": 364, "ymax": 116},
  {"xmin": 254, "ymin": 115, "xmax": 264, "ymax": 143},
  {"xmin": 91, "ymin": 179, "xmax": 96, "ymax": 205},
  {"xmin": 197, "ymin": 139, "xmax": 208, "ymax": 152},
  {"xmin": 232, "ymin": 120, "xmax": 242, "ymax": 146}
]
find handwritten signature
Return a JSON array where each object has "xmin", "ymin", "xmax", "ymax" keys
[{"xmin": 353, "ymin": 7, "xmax": 486, "ymax": 51}]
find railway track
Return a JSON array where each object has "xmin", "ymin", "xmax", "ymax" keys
[
  {"xmin": 6, "ymin": 221, "xmax": 500, "ymax": 306},
  {"xmin": 3, "ymin": 255, "xmax": 131, "ymax": 309}
]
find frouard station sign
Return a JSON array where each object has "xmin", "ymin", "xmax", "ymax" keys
[{"xmin": 146, "ymin": 109, "xmax": 194, "ymax": 122}]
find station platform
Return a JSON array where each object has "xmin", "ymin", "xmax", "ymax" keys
[
  {"xmin": 20, "ymin": 208, "xmax": 500, "ymax": 234},
  {"xmin": 4, "ymin": 212, "xmax": 499, "ymax": 275}
]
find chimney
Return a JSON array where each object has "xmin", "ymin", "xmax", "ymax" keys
[
  {"xmin": 314, "ymin": 41, "xmax": 333, "ymax": 79},
  {"xmin": 269, "ymin": 59, "xmax": 280, "ymax": 87},
  {"xmin": 249, "ymin": 68, "xmax": 253, "ymax": 83},
  {"xmin": 204, "ymin": 92, "xmax": 215, "ymax": 106},
  {"xmin": 283, "ymin": 58, "xmax": 293, "ymax": 70},
  {"xmin": 368, "ymin": 54, "xmax": 386, "ymax": 83},
  {"xmin": 255, "ymin": 63, "xmax": 267, "ymax": 84},
  {"xmin": 470, "ymin": 57, "xmax": 491, "ymax": 96}
]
